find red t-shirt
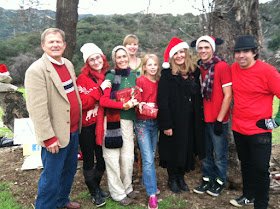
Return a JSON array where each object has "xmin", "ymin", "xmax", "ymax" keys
[
  {"xmin": 200, "ymin": 61, "xmax": 232, "ymax": 123},
  {"xmin": 231, "ymin": 59, "xmax": 280, "ymax": 135},
  {"xmin": 136, "ymin": 76, "xmax": 159, "ymax": 119}
]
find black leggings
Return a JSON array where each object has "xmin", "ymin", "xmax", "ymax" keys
[{"xmin": 79, "ymin": 124, "xmax": 105, "ymax": 172}]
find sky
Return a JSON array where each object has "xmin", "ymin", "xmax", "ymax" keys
[{"xmin": 0, "ymin": 0, "xmax": 271, "ymax": 16}]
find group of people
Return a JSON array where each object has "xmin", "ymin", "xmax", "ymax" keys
[{"xmin": 24, "ymin": 27, "xmax": 280, "ymax": 209}]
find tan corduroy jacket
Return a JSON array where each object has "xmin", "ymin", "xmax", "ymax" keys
[{"xmin": 25, "ymin": 53, "xmax": 82, "ymax": 148}]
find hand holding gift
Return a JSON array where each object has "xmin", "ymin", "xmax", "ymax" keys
[
  {"xmin": 141, "ymin": 103, "xmax": 158, "ymax": 118},
  {"xmin": 123, "ymin": 99, "xmax": 139, "ymax": 110},
  {"xmin": 115, "ymin": 86, "xmax": 142, "ymax": 103},
  {"xmin": 138, "ymin": 102, "xmax": 146, "ymax": 114}
]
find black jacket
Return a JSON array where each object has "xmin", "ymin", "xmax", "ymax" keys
[{"xmin": 157, "ymin": 68, "xmax": 205, "ymax": 172}]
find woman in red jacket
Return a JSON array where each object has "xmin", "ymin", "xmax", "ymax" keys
[{"xmin": 77, "ymin": 43, "xmax": 131, "ymax": 207}]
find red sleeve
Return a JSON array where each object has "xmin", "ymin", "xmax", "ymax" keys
[
  {"xmin": 136, "ymin": 77, "xmax": 144, "ymax": 102},
  {"xmin": 76, "ymin": 74, "xmax": 102, "ymax": 110},
  {"xmin": 44, "ymin": 136, "xmax": 58, "ymax": 147},
  {"xmin": 99, "ymin": 88, "xmax": 124, "ymax": 109},
  {"xmin": 217, "ymin": 62, "xmax": 232, "ymax": 87}
]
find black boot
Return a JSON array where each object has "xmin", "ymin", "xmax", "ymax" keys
[
  {"xmin": 95, "ymin": 169, "xmax": 110, "ymax": 198},
  {"xmin": 168, "ymin": 176, "xmax": 181, "ymax": 194},
  {"xmin": 83, "ymin": 169, "xmax": 106, "ymax": 207},
  {"xmin": 92, "ymin": 190, "xmax": 106, "ymax": 207},
  {"xmin": 177, "ymin": 175, "xmax": 189, "ymax": 191}
]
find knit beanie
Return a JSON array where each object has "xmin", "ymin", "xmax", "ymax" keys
[
  {"xmin": 196, "ymin": 36, "xmax": 216, "ymax": 52},
  {"xmin": 80, "ymin": 43, "xmax": 103, "ymax": 63},
  {"xmin": 162, "ymin": 37, "xmax": 189, "ymax": 69},
  {"xmin": 111, "ymin": 45, "xmax": 130, "ymax": 66}
]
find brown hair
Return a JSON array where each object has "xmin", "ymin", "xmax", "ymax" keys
[
  {"xmin": 141, "ymin": 54, "xmax": 161, "ymax": 81},
  {"xmin": 41, "ymin": 28, "xmax": 65, "ymax": 44},
  {"xmin": 170, "ymin": 49, "xmax": 196, "ymax": 75}
]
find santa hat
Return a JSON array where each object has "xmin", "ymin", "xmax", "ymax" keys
[
  {"xmin": 162, "ymin": 37, "xmax": 189, "ymax": 69},
  {"xmin": 190, "ymin": 36, "xmax": 223, "ymax": 52},
  {"xmin": 80, "ymin": 43, "xmax": 103, "ymax": 63},
  {"xmin": 0, "ymin": 64, "xmax": 9, "ymax": 76}
]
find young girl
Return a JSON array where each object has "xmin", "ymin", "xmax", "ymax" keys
[
  {"xmin": 123, "ymin": 34, "xmax": 142, "ymax": 77},
  {"xmin": 135, "ymin": 54, "xmax": 161, "ymax": 209}
]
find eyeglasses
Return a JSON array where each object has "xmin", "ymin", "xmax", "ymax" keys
[{"xmin": 88, "ymin": 56, "xmax": 102, "ymax": 63}]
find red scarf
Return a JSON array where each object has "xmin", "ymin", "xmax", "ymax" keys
[{"xmin": 81, "ymin": 62, "xmax": 106, "ymax": 145}]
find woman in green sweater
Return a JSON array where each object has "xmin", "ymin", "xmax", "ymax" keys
[{"xmin": 100, "ymin": 46, "xmax": 137, "ymax": 206}]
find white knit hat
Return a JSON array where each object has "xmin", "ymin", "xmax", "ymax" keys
[
  {"xmin": 80, "ymin": 43, "xmax": 103, "ymax": 63},
  {"xmin": 111, "ymin": 45, "xmax": 130, "ymax": 66}
]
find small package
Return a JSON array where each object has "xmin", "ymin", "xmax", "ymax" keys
[
  {"xmin": 141, "ymin": 104, "xmax": 158, "ymax": 118},
  {"xmin": 115, "ymin": 86, "xmax": 142, "ymax": 103}
]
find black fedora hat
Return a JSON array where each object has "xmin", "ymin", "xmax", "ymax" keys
[{"xmin": 234, "ymin": 35, "xmax": 257, "ymax": 52}]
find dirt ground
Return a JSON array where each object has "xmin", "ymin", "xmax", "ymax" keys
[{"xmin": 0, "ymin": 145, "xmax": 279, "ymax": 209}]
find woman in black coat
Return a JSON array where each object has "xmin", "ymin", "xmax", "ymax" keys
[{"xmin": 157, "ymin": 37, "xmax": 205, "ymax": 194}]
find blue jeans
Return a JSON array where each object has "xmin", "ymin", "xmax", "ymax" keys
[
  {"xmin": 135, "ymin": 119, "xmax": 158, "ymax": 196},
  {"xmin": 35, "ymin": 130, "xmax": 79, "ymax": 209},
  {"xmin": 202, "ymin": 122, "xmax": 228, "ymax": 182},
  {"xmin": 233, "ymin": 131, "xmax": 271, "ymax": 209}
]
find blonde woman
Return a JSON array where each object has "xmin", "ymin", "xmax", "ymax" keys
[
  {"xmin": 157, "ymin": 37, "xmax": 205, "ymax": 194},
  {"xmin": 123, "ymin": 34, "xmax": 142, "ymax": 77}
]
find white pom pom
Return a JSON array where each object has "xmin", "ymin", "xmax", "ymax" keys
[{"xmin": 162, "ymin": 62, "xmax": 170, "ymax": 69}]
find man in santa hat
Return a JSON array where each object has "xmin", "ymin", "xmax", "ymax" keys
[{"xmin": 192, "ymin": 36, "xmax": 232, "ymax": 197}]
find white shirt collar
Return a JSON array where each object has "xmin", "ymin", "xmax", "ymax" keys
[{"xmin": 46, "ymin": 54, "xmax": 65, "ymax": 65}]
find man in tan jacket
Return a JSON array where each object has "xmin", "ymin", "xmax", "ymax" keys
[{"xmin": 25, "ymin": 28, "xmax": 82, "ymax": 209}]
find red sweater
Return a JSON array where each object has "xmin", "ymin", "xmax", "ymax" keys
[
  {"xmin": 44, "ymin": 63, "xmax": 80, "ymax": 147},
  {"xmin": 136, "ymin": 76, "xmax": 159, "ymax": 119},
  {"xmin": 231, "ymin": 60, "xmax": 280, "ymax": 135},
  {"xmin": 53, "ymin": 64, "xmax": 80, "ymax": 132},
  {"xmin": 77, "ymin": 73, "xmax": 123, "ymax": 127},
  {"xmin": 200, "ymin": 61, "xmax": 232, "ymax": 123}
]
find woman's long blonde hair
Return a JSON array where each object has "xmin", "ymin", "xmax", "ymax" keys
[
  {"xmin": 170, "ymin": 49, "xmax": 196, "ymax": 75},
  {"xmin": 141, "ymin": 54, "xmax": 161, "ymax": 81}
]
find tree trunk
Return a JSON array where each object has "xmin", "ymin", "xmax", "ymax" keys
[
  {"xmin": 210, "ymin": 0, "xmax": 262, "ymax": 64},
  {"xmin": 56, "ymin": 0, "xmax": 79, "ymax": 61},
  {"xmin": 206, "ymin": 0, "xmax": 262, "ymax": 189}
]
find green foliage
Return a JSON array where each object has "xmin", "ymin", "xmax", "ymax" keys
[
  {"xmin": 0, "ymin": 1, "xmax": 279, "ymax": 76},
  {"xmin": 268, "ymin": 35, "xmax": 280, "ymax": 52},
  {"xmin": 73, "ymin": 13, "xmax": 200, "ymax": 75},
  {"xmin": 0, "ymin": 31, "xmax": 41, "ymax": 65},
  {"xmin": 260, "ymin": 0, "xmax": 280, "ymax": 51}
]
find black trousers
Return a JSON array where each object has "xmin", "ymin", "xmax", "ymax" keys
[
  {"xmin": 233, "ymin": 131, "xmax": 271, "ymax": 209},
  {"xmin": 79, "ymin": 124, "xmax": 105, "ymax": 172}
]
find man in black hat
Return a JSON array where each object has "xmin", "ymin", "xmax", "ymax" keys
[{"xmin": 230, "ymin": 35, "xmax": 280, "ymax": 208}]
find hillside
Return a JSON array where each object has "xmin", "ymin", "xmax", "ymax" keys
[{"xmin": 0, "ymin": 0, "xmax": 279, "ymax": 79}]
